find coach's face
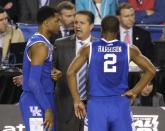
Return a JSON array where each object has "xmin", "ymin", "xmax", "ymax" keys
[{"xmin": 74, "ymin": 14, "xmax": 93, "ymax": 40}]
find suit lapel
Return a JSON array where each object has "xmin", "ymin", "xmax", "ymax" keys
[
  {"xmin": 133, "ymin": 27, "xmax": 136, "ymax": 44},
  {"xmin": 68, "ymin": 35, "xmax": 76, "ymax": 61}
]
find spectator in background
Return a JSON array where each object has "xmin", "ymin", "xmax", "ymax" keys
[
  {"xmin": 0, "ymin": 0, "xmax": 19, "ymax": 22},
  {"xmin": 125, "ymin": 0, "xmax": 165, "ymax": 24},
  {"xmin": 52, "ymin": 1, "xmax": 75, "ymax": 41},
  {"xmin": 117, "ymin": 3, "xmax": 153, "ymax": 62},
  {"xmin": 18, "ymin": 0, "xmax": 62, "ymax": 23},
  {"xmin": 76, "ymin": 0, "xmax": 117, "ymax": 25},
  {"xmin": 133, "ymin": 82, "xmax": 165, "ymax": 106},
  {"xmin": 0, "ymin": 6, "xmax": 24, "ymax": 63}
]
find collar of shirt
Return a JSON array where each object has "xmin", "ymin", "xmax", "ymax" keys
[
  {"xmin": 119, "ymin": 26, "xmax": 133, "ymax": 44},
  {"xmin": 60, "ymin": 25, "xmax": 66, "ymax": 37},
  {"xmin": 60, "ymin": 25, "xmax": 73, "ymax": 37},
  {"xmin": 76, "ymin": 35, "xmax": 91, "ymax": 45},
  {"xmin": 76, "ymin": 35, "xmax": 91, "ymax": 54}
]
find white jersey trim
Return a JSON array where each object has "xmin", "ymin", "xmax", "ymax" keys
[
  {"xmin": 101, "ymin": 38, "xmax": 118, "ymax": 43},
  {"xmin": 88, "ymin": 42, "xmax": 92, "ymax": 65},
  {"xmin": 26, "ymin": 41, "xmax": 49, "ymax": 62},
  {"xmin": 35, "ymin": 33, "xmax": 51, "ymax": 45}
]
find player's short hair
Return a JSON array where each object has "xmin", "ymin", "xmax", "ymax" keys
[
  {"xmin": 101, "ymin": 15, "xmax": 119, "ymax": 34},
  {"xmin": 56, "ymin": 1, "xmax": 75, "ymax": 13},
  {"xmin": 116, "ymin": 3, "xmax": 133, "ymax": 15},
  {"xmin": 37, "ymin": 6, "xmax": 58, "ymax": 25},
  {"xmin": 0, "ymin": 6, "xmax": 5, "ymax": 13},
  {"xmin": 76, "ymin": 10, "xmax": 95, "ymax": 24}
]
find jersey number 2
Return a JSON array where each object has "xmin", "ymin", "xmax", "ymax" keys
[{"xmin": 104, "ymin": 54, "xmax": 117, "ymax": 72}]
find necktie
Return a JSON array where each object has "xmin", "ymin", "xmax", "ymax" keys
[
  {"xmin": 78, "ymin": 41, "xmax": 87, "ymax": 100},
  {"xmin": 124, "ymin": 31, "xmax": 131, "ymax": 44}
]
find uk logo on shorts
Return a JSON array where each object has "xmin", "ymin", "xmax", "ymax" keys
[
  {"xmin": 29, "ymin": 106, "xmax": 42, "ymax": 117},
  {"xmin": 132, "ymin": 115, "xmax": 159, "ymax": 131}
]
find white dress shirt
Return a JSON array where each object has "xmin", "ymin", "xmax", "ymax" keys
[
  {"xmin": 119, "ymin": 26, "xmax": 133, "ymax": 45},
  {"xmin": 76, "ymin": 35, "xmax": 91, "ymax": 54}
]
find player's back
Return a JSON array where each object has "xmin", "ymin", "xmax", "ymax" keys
[
  {"xmin": 89, "ymin": 39, "xmax": 129, "ymax": 97},
  {"xmin": 22, "ymin": 33, "xmax": 54, "ymax": 93}
]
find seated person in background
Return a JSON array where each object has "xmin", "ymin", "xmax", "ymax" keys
[
  {"xmin": 0, "ymin": 0, "xmax": 19, "ymax": 23},
  {"xmin": 50, "ymin": 1, "xmax": 75, "ymax": 42},
  {"xmin": 0, "ymin": 6, "xmax": 24, "ymax": 63},
  {"xmin": 128, "ymin": 0, "xmax": 165, "ymax": 24},
  {"xmin": 76, "ymin": 0, "xmax": 117, "ymax": 25},
  {"xmin": 117, "ymin": 3, "xmax": 153, "ymax": 62},
  {"xmin": 133, "ymin": 81, "xmax": 165, "ymax": 107}
]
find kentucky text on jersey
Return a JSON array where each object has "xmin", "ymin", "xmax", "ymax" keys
[{"xmin": 98, "ymin": 46, "xmax": 122, "ymax": 52}]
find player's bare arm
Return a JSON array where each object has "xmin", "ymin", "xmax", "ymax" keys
[
  {"xmin": 29, "ymin": 42, "xmax": 54, "ymax": 131},
  {"xmin": 124, "ymin": 45, "xmax": 156, "ymax": 100},
  {"xmin": 28, "ymin": 42, "xmax": 48, "ymax": 65},
  {"xmin": 67, "ymin": 44, "xmax": 89, "ymax": 119}
]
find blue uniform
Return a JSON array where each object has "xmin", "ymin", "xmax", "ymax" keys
[
  {"xmin": 87, "ymin": 39, "xmax": 132, "ymax": 131},
  {"xmin": 19, "ymin": 33, "xmax": 55, "ymax": 131}
]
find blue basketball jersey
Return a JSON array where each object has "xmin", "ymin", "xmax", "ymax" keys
[
  {"xmin": 22, "ymin": 33, "xmax": 54, "ymax": 93},
  {"xmin": 89, "ymin": 39, "xmax": 129, "ymax": 97}
]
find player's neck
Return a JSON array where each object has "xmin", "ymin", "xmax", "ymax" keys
[
  {"xmin": 102, "ymin": 33, "xmax": 116, "ymax": 41},
  {"xmin": 38, "ymin": 27, "xmax": 51, "ymax": 40}
]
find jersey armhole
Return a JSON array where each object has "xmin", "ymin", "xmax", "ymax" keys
[{"xmin": 26, "ymin": 41, "xmax": 49, "ymax": 62}]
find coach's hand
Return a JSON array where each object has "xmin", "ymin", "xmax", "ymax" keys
[
  {"xmin": 74, "ymin": 100, "xmax": 86, "ymax": 119},
  {"xmin": 51, "ymin": 68, "xmax": 62, "ymax": 81},
  {"xmin": 43, "ymin": 108, "xmax": 54, "ymax": 131},
  {"xmin": 13, "ymin": 75, "xmax": 23, "ymax": 87}
]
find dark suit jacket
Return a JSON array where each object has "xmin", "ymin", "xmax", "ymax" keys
[
  {"xmin": 50, "ymin": 29, "xmax": 75, "ymax": 44},
  {"xmin": 118, "ymin": 26, "xmax": 154, "ymax": 62},
  {"xmin": 53, "ymin": 35, "xmax": 97, "ymax": 128}
]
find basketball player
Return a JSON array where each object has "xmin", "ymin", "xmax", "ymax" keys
[
  {"xmin": 19, "ymin": 6, "xmax": 60, "ymax": 131},
  {"xmin": 67, "ymin": 15, "xmax": 156, "ymax": 131}
]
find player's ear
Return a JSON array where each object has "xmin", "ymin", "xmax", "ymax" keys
[{"xmin": 43, "ymin": 19, "xmax": 49, "ymax": 27}]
